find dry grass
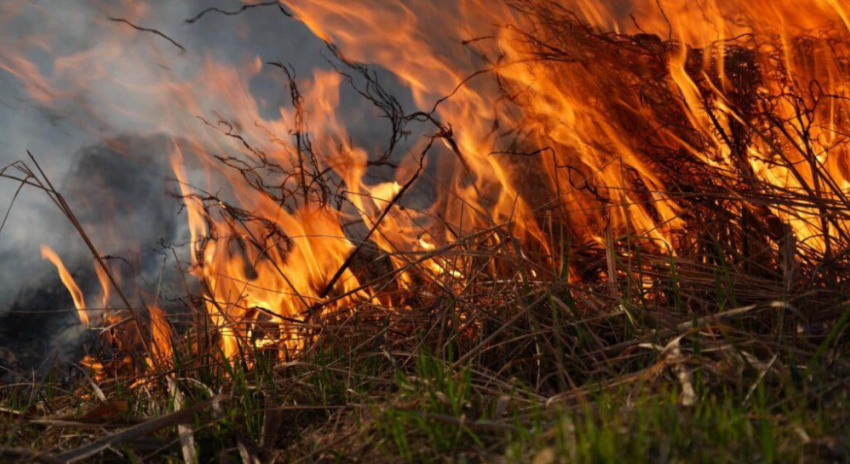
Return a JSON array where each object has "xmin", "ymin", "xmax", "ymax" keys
[{"xmin": 3, "ymin": 2, "xmax": 850, "ymax": 462}]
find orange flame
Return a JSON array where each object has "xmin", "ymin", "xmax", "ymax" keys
[
  {"xmin": 40, "ymin": 245, "xmax": 89, "ymax": 325},
  {"xmin": 147, "ymin": 303, "xmax": 173, "ymax": 368},
  {"xmin": 4, "ymin": 0, "xmax": 850, "ymax": 366},
  {"xmin": 93, "ymin": 260, "xmax": 112, "ymax": 309}
]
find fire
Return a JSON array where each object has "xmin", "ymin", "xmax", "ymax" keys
[
  {"xmin": 172, "ymin": 143, "xmax": 369, "ymax": 358},
  {"xmin": 146, "ymin": 303, "xmax": 173, "ymax": 369},
  {"xmin": 4, "ymin": 0, "xmax": 850, "ymax": 372},
  {"xmin": 41, "ymin": 245, "xmax": 89, "ymax": 325},
  {"xmin": 285, "ymin": 0, "xmax": 850, "ymax": 255},
  {"xmin": 93, "ymin": 259, "xmax": 112, "ymax": 308}
]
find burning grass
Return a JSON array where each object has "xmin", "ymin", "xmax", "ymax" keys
[
  {"xmin": 2, "ymin": 261, "xmax": 849, "ymax": 462},
  {"xmin": 2, "ymin": 0, "xmax": 850, "ymax": 462}
]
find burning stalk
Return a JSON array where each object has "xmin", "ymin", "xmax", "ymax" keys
[
  {"xmin": 319, "ymin": 145, "xmax": 429, "ymax": 299},
  {"xmin": 22, "ymin": 152, "xmax": 152, "ymax": 359}
]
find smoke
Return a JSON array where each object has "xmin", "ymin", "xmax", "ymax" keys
[
  {"xmin": 0, "ymin": 134, "xmax": 183, "ymax": 369},
  {"xmin": 0, "ymin": 1, "xmax": 311, "ymax": 307},
  {"xmin": 0, "ymin": 1, "xmax": 418, "ymax": 365}
]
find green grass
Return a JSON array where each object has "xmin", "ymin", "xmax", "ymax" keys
[
  {"xmin": 2, "ymin": 242, "xmax": 850, "ymax": 463},
  {"xmin": 357, "ymin": 352, "xmax": 848, "ymax": 463},
  {"xmin": 503, "ymin": 385, "xmax": 847, "ymax": 463}
]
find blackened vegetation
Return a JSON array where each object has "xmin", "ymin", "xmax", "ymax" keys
[
  {"xmin": 107, "ymin": 17, "xmax": 186, "ymax": 53},
  {"xmin": 183, "ymin": 1, "xmax": 293, "ymax": 25}
]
